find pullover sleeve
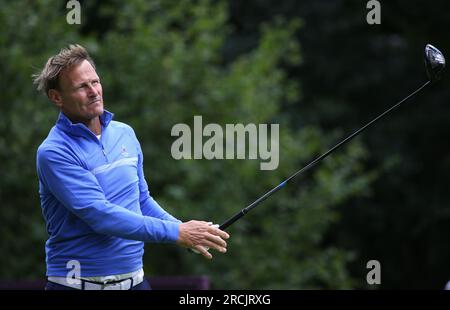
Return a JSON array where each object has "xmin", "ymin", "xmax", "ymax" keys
[
  {"xmin": 136, "ymin": 147, "xmax": 181, "ymax": 223},
  {"xmin": 37, "ymin": 146, "xmax": 180, "ymax": 243},
  {"xmin": 128, "ymin": 127, "xmax": 182, "ymax": 223}
]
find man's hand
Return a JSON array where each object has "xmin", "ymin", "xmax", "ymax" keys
[{"xmin": 177, "ymin": 220, "xmax": 230, "ymax": 259}]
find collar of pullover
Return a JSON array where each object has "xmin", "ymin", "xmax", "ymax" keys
[{"xmin": 56, "ymin": 110, "xmax": 114, "ymax": 138}]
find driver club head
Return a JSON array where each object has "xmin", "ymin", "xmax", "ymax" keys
[{"xmin": 424, "ymin": 44, "xmax": 445, "ymax": 82}]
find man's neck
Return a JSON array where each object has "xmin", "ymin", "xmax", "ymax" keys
[{"xmin": 86, "ymin": 117, "xmax": 102, "ymax": 135}]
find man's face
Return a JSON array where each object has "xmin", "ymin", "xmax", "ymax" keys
[{"xmin": 49, "ymin": 59, "xmax": 103, "ymax": 123}]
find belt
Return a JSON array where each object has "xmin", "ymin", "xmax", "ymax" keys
[{"xmin": 47, "ymin": 270, "xmax": 144, "ymax": 290}]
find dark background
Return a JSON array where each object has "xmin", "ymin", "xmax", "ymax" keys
[{"xmin": 227, "ymin": 0, "xmax": 450, "ymax": 289}]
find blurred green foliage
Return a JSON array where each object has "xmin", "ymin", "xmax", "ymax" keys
[
  {"xmin": 0, "ymin": 0, "xmax": 376, "ymax": 289},
  {"xmin": 228, "ymin": 0, "xmax": 450, "ymax": 289}
]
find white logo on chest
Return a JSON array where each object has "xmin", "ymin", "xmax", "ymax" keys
[{"xmin": 121, "ymin": 145, "xmax": 129, "ymax": 157}]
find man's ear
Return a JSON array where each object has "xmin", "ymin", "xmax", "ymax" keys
[{"xmin": 48, "ymin": 89, "xmax": 63, "ymax": 108}]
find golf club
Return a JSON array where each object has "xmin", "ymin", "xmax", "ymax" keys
[{"xmin": 218, "ymin": 44, "xmax": 445, "ymax": 231}]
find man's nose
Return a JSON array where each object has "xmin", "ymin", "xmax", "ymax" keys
[{"xmin": 86, "ymin": 83, "xmax": 99, "ymax": 97}]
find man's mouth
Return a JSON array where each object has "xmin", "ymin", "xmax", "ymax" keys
[{"xmin": 89, "ymin": 98, "xmax": 101, "ymax": 105}]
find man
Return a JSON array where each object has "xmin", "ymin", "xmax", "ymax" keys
[{"xmin": 33, "ymin": 44, "xmax": 229, "ymax": 290}]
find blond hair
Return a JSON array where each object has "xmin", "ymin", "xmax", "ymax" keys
[{"xmin": 33, "ymin": 44, "xmax": 96, "ymax": 96}]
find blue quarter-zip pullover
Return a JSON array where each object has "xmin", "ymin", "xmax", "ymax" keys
[{"xmin": 37, "ymin": 110, "xmax": 180, "ymax": 276}]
